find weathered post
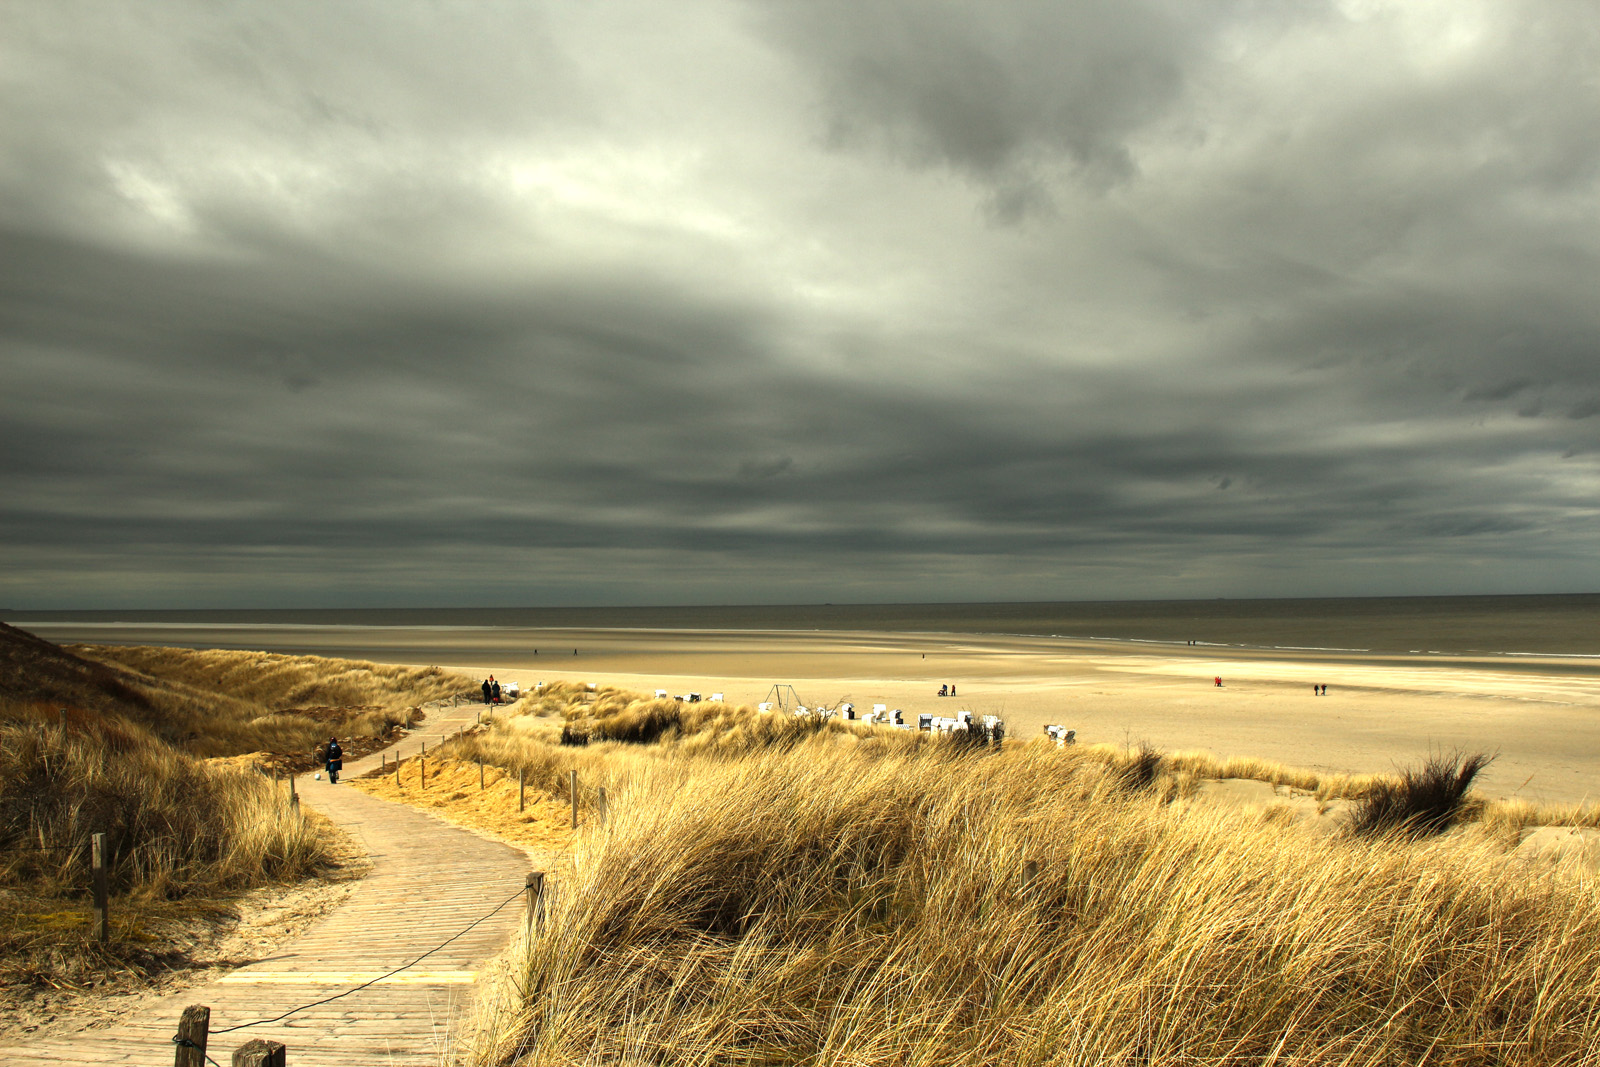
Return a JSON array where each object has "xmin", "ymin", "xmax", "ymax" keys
[
  {"xmin": 232, "ymin": 1038, "xmax": 287, "ymax": 1067},
  {"xmin": 525, "ymin": 871, "xmax": 546, "ymax": 937},
  {"xmin": 289, "ymin": 774, "xmax": 299, "ymax": 817},
  {"xmin": 598, "ymin": 786, "xmax": 608, "ymax": 828},
  {"xmin": 395, "ymin": 754, "xmax": 402, "ymax": 787},
  {"xmin": 172, "ymin": 1004, "xmax": 210, "ymax": 1067},
  {"xmin": 477, "ymin": 711, "xmax": 481, "ymax": 726},
  {"xmin": 59, "ymin": 708, "xmax": 68, "ymax": 737},
  {"xmin": 420, "ymin": 754, "xmax": 426, "ymax": 789},
  {"xmin": 91, "ymin": 831, "xmax": 109, "ymax": 942},
  {"xmin": 479, "ymin": 759, "xmax": 485, "ymax": 791},
  {"xmin": 570, "ymin": 770, "xmax": 579, "ymax": 829},
  {"xmin": 518, "ymin": 767, "xmax": 525, "ymax": 812}
]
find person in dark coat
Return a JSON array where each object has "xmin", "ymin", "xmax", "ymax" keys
[
  {"xmin": 482, "ymin": 678, "xmax": 492, "ymax": 704},
  {"xmin": 325, "ymin": 735, "xmax": 343, "ymax": 784},
  {"xmin": 491, "ymin": 678, "xmax": 502, "ymax": 704}
]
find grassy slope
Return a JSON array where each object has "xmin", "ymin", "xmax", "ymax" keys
[
  {"xmin": 400, "ymin": 682, "xmax": 1600, "ymax": 1067},
  {"xmin": 0, "ymin": 625, "xmax": 469, "ymax": 1005}
]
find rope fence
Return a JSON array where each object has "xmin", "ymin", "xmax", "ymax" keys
[{"xmin": 171, "ymin": 874, "xmax": 548, "ymax": 1065}]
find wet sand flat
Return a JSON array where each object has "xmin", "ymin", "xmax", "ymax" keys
[{"xmin": 29, "ymin": 621, "xmax": 1600, "ymax": 807}]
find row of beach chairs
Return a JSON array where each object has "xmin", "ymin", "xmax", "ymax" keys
[
  {"xmin": 756, "ymin": 703, "xmax": 1007, "ymax": 739},
  {"xmin": 654, "ymin": 689, "xmax": 725, "ymax": 703}
]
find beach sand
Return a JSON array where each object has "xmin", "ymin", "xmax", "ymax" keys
[
  {"xmin": 33, "ymin": 621, "xmax": 1600, "ymax": 807},
  {"xmin": 406, "ymin": 629, "xmax": 1600, "ymax": 808}
]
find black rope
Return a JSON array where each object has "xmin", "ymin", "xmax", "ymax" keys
[
  {"xmin": 211, "ymin": 883, "xmax": 530, "ymax": 1034},
  {"xmin": 168, "ymin": 1036, "xmax": 220, "ymax": 1062}
]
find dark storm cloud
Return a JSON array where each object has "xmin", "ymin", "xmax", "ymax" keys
[
  {"xmin": 752, "ymin": 0, "xmax": 1267, "ymax": 199},
  {"xmin": 3, "ymin": 0, "xmax": 1600, "ymax": 607}
]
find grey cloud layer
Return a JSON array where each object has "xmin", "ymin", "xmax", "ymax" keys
[{"xmin": 2, "ymin": 0, "xmax": 1598, "ymax": 607}]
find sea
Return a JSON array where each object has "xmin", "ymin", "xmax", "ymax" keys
[{"xmin": 7, "ymin": 593, "xmax": 1600, "ymax": 660}]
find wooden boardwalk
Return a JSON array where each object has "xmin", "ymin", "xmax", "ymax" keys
[{"xmin": 6, "ymin": 700, "xmax": 534, "ymax": 1067}]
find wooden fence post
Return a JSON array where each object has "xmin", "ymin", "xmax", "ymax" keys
[
  {"xmin": 232, "ymin": 1038, "xmax": 287, "ymax": 1066},
  {"xmin": 570, "ymin": 770, "xmax": 579, "ymax": 829},
  {"xmin": 91, "ymin": 832, "xmax": 109, "ymax": 942},
  {"xmin": 479, "ymin": 760, "xmax": 484, "ymax": 791},
  {"xmin": 59, "ymin": 708, "xmax": 68, "ymax": 738},
  {"xmin": 525, "ymin": 872, "xmax": 546, "ymax": 937},
  {"xmin": 420, "ymin": 754, "xmax": 426, "ymax": 789},
  {"xmin": 396, "ymin": 754, "xmax": 402, "ymax": 787},
  {"xmin": 172, "ymin": 1004, "xmax": 210, "ymax": 1067},
  {"xmin": 518, "ymin": 767, "xmax": 525, "ymax": 812},
  {"xmin": 598, "ymin": 787, "xmax": 608, "ymax": 828}
]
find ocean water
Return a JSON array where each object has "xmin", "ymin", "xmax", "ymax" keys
[{"xmin": 9, "ymin": 593, "xmax": 1600, "ymax": 658}]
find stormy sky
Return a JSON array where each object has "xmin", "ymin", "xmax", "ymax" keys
[{"xmin": 3, "ymin": 0, "xmax": 1599, "ymax": 609}]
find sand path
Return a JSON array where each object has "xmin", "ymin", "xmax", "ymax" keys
[{"xmin": 2, "ymin": 702, "xmax": 534, "ymax": 1067}]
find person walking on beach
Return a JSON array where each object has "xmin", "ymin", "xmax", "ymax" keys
[
  {"xmin": 325, "ymin": 735, "xmax": 343, "ymax": 784},
  {"xmin": 491, "ymin": 677, "xmax": 502, "ymax": 704},
  {"xmin": 1214, "ymin": 676, "xmax": 1222, "ymax": 687},
  {"xmin": 481, "ymin": 678, "xmax": 492, "ymax": 705}
]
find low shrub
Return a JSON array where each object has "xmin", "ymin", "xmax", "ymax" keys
[{"xmin": 1349, "ymin": 750, "xmax": 1494, "ymax": 839}]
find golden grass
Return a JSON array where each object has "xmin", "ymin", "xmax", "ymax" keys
[
  {"xmin": 0, "ymin": 713, "xmax": 337, "ymax": 993},
  {"xmin": 0, "ymin": 716, "xmax": 329, "ymax": 897},
  {"xmin": 0, "ymin": 627, "xmax": 469, "ymax": 1006},
  {"xmin": 341, "ymin": 681, "xmax": 1599, "ymax": 1066},
  {"xmin": 456, "ymin": 734, "xmax": 1600, "ymax": 1067},
  {"xmin": 64, "ymin": 644, "xmax": 475, "ymax": 758}
]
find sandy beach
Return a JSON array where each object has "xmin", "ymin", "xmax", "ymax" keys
[
  {"xmin": 28, "ymin": 620, "xmax": 1600, "ymax": 808},
  {"xmin": 460, "ymin": 630, "xmax": 1600, "ymax": 807}
]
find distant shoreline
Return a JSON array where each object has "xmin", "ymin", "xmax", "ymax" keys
[{"xmin": 11, "ymin": 591, "xmax": 1600, "ymax": 657}]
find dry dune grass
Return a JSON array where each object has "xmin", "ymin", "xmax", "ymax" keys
[
  {"xmin": 410, "ymin": 682, "xmax": 1600, "ymax": 1066},
  {"xmin": 465, "ymin": 735, "xmax": 1600, "ymax": 1067},
  {"xmin": 0, "ymin": 712, "xmax": 334, "ymax": 993},
  {"xmin": 69, "ymin": 644, "xmax": 476, "ymax": 758},
  {"xmin": 0, "ymin": 627, "xmax": 467, "ymax": 1011},
  {"xmin": 78, "ymin": 644, "xmax": 469, "ymax": 713},
  {"xmin": 477, "ymin": 682, "xmax": 1587, "ymax": 832}
]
